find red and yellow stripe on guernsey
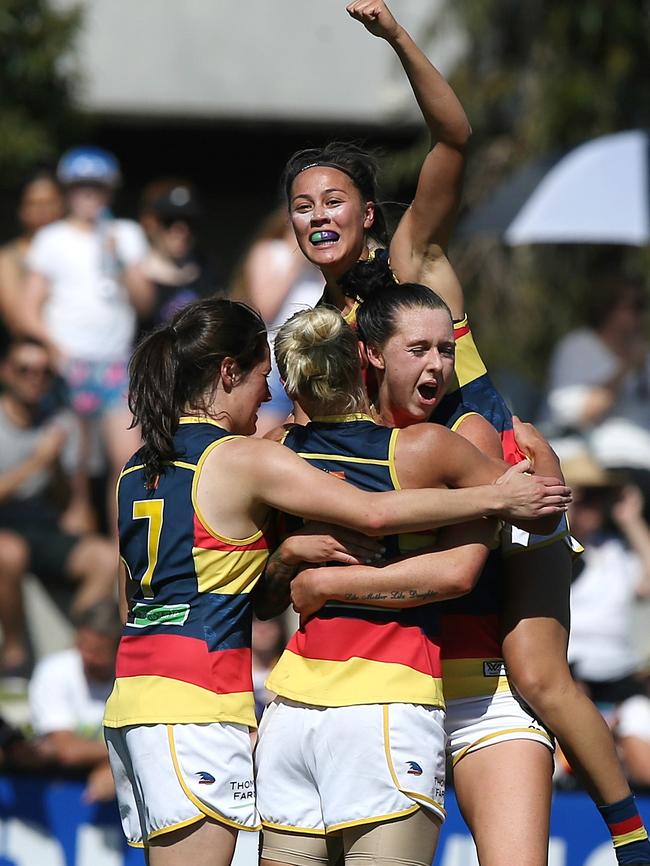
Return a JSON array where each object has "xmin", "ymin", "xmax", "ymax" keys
[
  {"xmin": 450, "ymin": 317, "xmax": 487, "ymax": 391},
  {"xmin": 611, "ymin": 815, "xmax": 649, "ymax": 848},
  {"xmin": 104, "ymin": 634, "xmax": 255, "ymax": 727},
  {"xmin": 441, "ymin": 613, "xmax": 509, "ymax": 701},
  {"xmin": 105, "ymin": 472, "xmax": 270, "ymax": 730},
  {"xmin": 191, "ymin": 514, "xmax": 269, "ymax": 595},
  {"xmin": 266, "ymin": 615, "xmax": 444, "ymax": 708}
]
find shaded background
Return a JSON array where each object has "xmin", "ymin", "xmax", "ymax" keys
[{"xmin": 1, "ymin": 0, "xmax": 649, "ymax": 405}]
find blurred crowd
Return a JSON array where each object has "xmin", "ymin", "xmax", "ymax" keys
[{"xmin": 0, "ymin": 145, "xmax": 649, "ymax": 795}]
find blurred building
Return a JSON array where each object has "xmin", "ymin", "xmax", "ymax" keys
[
  {"xmin": 53, "ymin": 0, "xmax": 464, "ymax": 126},
  {"xmin": 46, "ymin": 1, "xmax": 466, "ymax": 279}
]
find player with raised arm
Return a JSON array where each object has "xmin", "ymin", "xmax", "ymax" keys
[{"xmin": 103, "ymin": 298, "xmax": 566, "ymax": 866}]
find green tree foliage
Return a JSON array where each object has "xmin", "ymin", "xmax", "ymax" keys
[
  {"xmin": 385, "ymin": 1, "xmax": 650, "ymax": 402},
  {"xmin": 0, "ymin": 0, "xmax": 81, "ymax": 185}
]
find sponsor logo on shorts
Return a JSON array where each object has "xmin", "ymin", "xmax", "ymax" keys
[
  {"xmin": 483, "ymin": 660, "xmax": 506, "ymax": 678},
  {"xmin": 131, "ymin": 603, "xmax": 190, "ymax": 628},
  {"xmin": 434, "ymin": 777, "xmax": 445, "ymax": 801},
  {"xmin": 229, "ymin": 779, "xmax": 254, "ymax": 800},
  {"xmin": 196, "ymin": 772, "xmax": 216, "ymax": 785},
  {"xmin": 406, "ymin": 761, "xmax": 423, "ymax": 776}
]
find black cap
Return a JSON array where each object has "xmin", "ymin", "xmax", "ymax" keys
[{"xmin": 149, "ymin": 184, "xmax": 201, "ymax": 221}]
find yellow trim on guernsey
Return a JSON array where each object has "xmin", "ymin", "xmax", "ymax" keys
[
  {"xmin": 450, "ymin": 411, "xmax": 479, "ymax": 433},
  {"xmin": 167, "ymin": 726, "xmax": 261, "ymax": 833},
  {"xmin": 267, "ymin": 653, "xmax": 444, "ymax": 709},
  {"xmin": 178, "ymin": 415, "xmax": 227, "ymax": 428},
  {"xmin": 388, "ymin": 428, "xmax": 401, "ymax": 490},
  {"xmin": 296, "ymin": 452, "xmax": 392, "ymax": 468},
  {"xmin": 453, "ymin": 726, "xmax": 554, "ymax": 767},
  {"xmin": 190, "ymin": 435, "xmax": 265, "ymax": 546},
  {"xmin": 103, "ymin": 676, "xmax": 257, "ymax": 729},
  {"xmin": 311, "ymin": 413, "xmax": 376, "ymax": 423}
]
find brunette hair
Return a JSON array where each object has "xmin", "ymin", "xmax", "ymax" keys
[
  {"xmin": 356, "ymin": 283, "xmax": 452, "ymax": 349},
  {"xmin": 282, "ymin": 141, "xmax": 389, "ymax": 247},
  {"xmin": 129, "ymin": 297, "xmax": 267, "ymax": 486},
  {"xmin": 274, "ymin": 306, "xmax": 366, "ymax": 414}
]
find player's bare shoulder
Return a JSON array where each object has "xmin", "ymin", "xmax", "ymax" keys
[
  {"xmin": 393, "ymin": 422, "xmax": 454, "ymax": 489},
  {"xmin": 453, "ymin": 412, "xmax": 502, "ymax": 458}
]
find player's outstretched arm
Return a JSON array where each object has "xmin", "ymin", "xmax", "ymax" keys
[
  {"xmin": 291, "ymin": 517, "xmax": 496, "ymax": 620},
  {"xmin": 218, "ymin": 437, "xmax": 570, "ymax": 535},
  {"xmin": 347, "ymin": 1, "xmax": 470, "ymax": 312}
]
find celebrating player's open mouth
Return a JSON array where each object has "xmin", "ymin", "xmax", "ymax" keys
[{"xmin": 364, "ymin": 304, "xmax": 456, "ymax": 427}]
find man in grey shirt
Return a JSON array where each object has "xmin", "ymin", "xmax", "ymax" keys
[{"xmin": 0, "ymin": 337, "xmax": 117, "ymax": 679}]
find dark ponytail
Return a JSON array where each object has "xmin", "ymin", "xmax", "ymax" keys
[
  {"xmin": 337, "ymin": 249, "xmax": 396, "ymax": 303},
  {"xmin": 356, "ymin": 283, "xmax": 452, "ymax": 349},
  {"xmin": 128, "ymin": 298, "xmax": 267, "ymax": 487}
]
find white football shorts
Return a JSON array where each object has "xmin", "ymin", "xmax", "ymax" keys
[
  {"xmin": 105, "ymin": 721, "xmax": 260, "ymax": 846},
  {"xmin": 445, "ymin": 689, "xmax": 554, "ymax": 766},
  {"xmin": 255, "ymin": 698, "xmax": 446, "ymax": 834}
]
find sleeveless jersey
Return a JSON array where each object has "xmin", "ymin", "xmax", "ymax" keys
[
  {"xmin": 265, "ymin": 414, "xmax": 444, "ymax": 709},
  {"xmin": 319, "ymin": 253, "xmax": 569, "ymax": 700},
  {"xmin": 104, "ymin": 417, "xmax": 272, "ymax": 730}
]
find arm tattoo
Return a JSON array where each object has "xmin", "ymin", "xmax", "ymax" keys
[
  {"xmin": 343, "ymin": 588, "xmax": 439, "ymax": 604},
  {"xmin": 252, "ymin": 547, "xmax": 296, "ymax": 620}
]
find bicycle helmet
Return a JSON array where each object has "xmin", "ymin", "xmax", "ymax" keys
[{"xmin": 56, "ymin": 146, "xmax": 121, "ymax": 188}]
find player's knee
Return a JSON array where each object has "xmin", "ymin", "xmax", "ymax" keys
[
  {"xmin": 67, "ymin": 536, "xmax": 116, "ymax": 583},
  {"xmin": 508, "ymin": 661, "xmax": 573, "ymax": 714},
  {"xmin": 0, "ymin": 532, "xmax": 29, "ymax": 579}
]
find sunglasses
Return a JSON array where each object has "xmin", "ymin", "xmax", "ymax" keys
[{"xmin": 12, "ymin": 363, "xmax": 52, "ymax": 378}]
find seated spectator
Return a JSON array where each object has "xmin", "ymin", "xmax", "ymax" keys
[
  {"xmin": 29, "ymin": 600, "xmax": 120, "ymax": 802},
  {"xmin": 565, "ymin": 451, "xmax": 650, "ymax": 787},
  {"xmin": 0, "ymin": 337, "xmax": 117, "ymax": 679},
  {"xmin": 139, "ymin": 178, "xmax": 220, "ymax": 333},
  {"xmin": 543, "ymin": 274, "xmax": 650, "ymax": 478},
  {"xmin": 0, "ymin": 170, "xmax": 64, "ymax": 343}
]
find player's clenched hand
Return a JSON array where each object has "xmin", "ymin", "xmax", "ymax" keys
[
  {"xmin": 495, "ymin": 460, "xmax": 572, "ymax": 519},
  {"xmin": 291, "ymin": 566, "xmax": 330, "ymax": 622},
  {"xmin": 512, "ymin": 415, "xmax": 552, "ymax": 464},
  {"xmin": 283, "ymin": 521, "xmax": 384, "ymax": 566},
  {"xmin": 346, "ymin": 0, "xmax": 402, "ymax": 41}
]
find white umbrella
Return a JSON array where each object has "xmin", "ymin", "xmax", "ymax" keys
[{"xmin": 504, "ymin": 129, "xmax": 650, "ymax": 246}]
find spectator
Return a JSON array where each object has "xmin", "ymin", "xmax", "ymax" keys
[
  {"xmin": 0, "ymin": 170, "xmax": 64, "ymax": 348},
  {"xmin": 543, "ymin": 274, "xmax": 650, "ymax": 478},
  {"xmin": 19, "ymin": 146, "xmax": 152, "ymax": 530},
  {"xmin": 139, "ymin": 178, "xmax": 220, "ymax": 333},
  {"xmin": 251, "ymin": 615, "xmax": 287, "ymax": 721},
  {"xmin": 565, "ymin": 451, "xmax": 650, "ymax": 787},
  {"xmin": 29, "ymin": 600, "xmax": 121, "ymax": 803},
  {"xmin": 231, "ymin": 207, "xmax": 322, "ymax": 434},
  {"xmin": 0, "ymin": 337, "xmax": 117, "ymax": 679}
]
